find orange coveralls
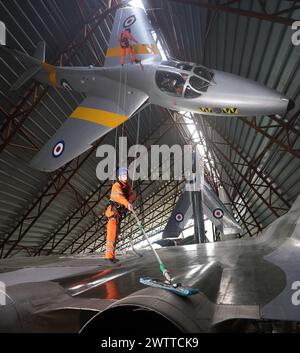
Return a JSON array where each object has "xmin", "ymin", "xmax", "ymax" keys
[
  {"xmin": 119, "ymin": 29, "xmax": 138, "ymax": 65},
  {"xmin": 105, "ymin": 180, "xmax": 136, "ymax": 259}
]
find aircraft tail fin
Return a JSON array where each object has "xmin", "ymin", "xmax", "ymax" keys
[
  {"xmin": 33, "ymin": 41, "xmax": 46, "ymax": 62},
  {"xmin": 104, "ymin": 7, "xmax": 162, "ymax": 67}
]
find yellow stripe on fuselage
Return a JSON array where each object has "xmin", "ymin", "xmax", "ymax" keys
[
  {"xmin": 70, "ymin": 107, "xmax": 128, "ymax": 128},
  {"xmin": 42, "ymin": 63, "xmax": 57, "ymax": 87},
  {"xmin": 106, "ymin": 43, "xmax": 159, "ymax": 58}
]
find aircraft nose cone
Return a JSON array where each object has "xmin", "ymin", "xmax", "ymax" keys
[
  {"xmin": 210, "ymin": 71, "xmax": 291, "ymax": 116},
  {"xmin": 287, "ymin": 99, "xmax": 295, "ymax": 111}
]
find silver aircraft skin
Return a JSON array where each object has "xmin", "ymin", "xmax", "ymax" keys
[
  {"xmin": 0, "ymin": 7, "xmax": 295, "ymax": 172},
  {"xmin": 1, "ymin": 194, "xmax": 300, "ymax": 333}
]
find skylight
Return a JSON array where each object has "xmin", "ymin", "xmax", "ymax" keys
[{"xmin": 129, "ymin": 0, "xmax": 167, "ymax": 60}]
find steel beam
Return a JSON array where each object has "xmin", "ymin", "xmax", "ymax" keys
[
  {"xmin": 203, "ymin": 118, "xmax": 291, "ymax": 211},
  {"xmin": 199, "ymin": 119, "xmax": 262, "ymax": 235},
  {"xmin": 115, "ymin": 198, "xmax": 180, "ymax": 253},
  {"xmin": 238, "ymin": 112, "xmax": 300, "ymax": 160},
  {"xmin": 50, "ymin": 114, "xmax": 176, "ymax": 255},
  {"xmin": 0, "ymin": 141, "xmax": 102, "ymax": 258},
  {"xmin": 95, "ymin": 185, "xmax": 183, "ymax": 253},
  {"xmin": 74, "ymin": 180, "xmax": 182, "ymax": 254},
  {"xmin": 71, "ymin": 169, "xmax": 184, "ymax": 254},
  {"xmin": 168, "ymin": 0, "xmax": 298, "ymax": 26},
  {"xmin": 0, "ymin": 2, "xmax": 126, "ymax": 155},
  {"xmin": 69, "ymin": 124, "xmax": 185, "ymax": 254},
  {"xmin": 205, "ymin": 132, "xmax": 280, "ymax": 217}
]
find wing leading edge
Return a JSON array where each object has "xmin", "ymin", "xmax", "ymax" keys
[{"xmin": 30, "ymin": 89, "xmax": 148, "ymax": 172}]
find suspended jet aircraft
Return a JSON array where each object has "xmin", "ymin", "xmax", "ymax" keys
[
  {"xmin": 161, "ymin": 177, "xmax": 242, "ymax": 241},
  {"xmin": 1, "ymin": 194, "xmax": 300, "ymax": 332},
  {"xmin": 0, "ymin": 7, "xmax": 295, "ymax": 172}
]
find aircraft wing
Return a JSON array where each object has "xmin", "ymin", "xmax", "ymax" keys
[
  {"xmin": 30, "ymin": 88, "xmax": 148, "ymax": 172},
  {"xmin": 162, "ymin": 179, "xmax": 242, "ymax": 239}
]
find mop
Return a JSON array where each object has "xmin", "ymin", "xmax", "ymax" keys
[{"xmin": 131, "ymin": 209, "xmax": 199, "ymax": 297}]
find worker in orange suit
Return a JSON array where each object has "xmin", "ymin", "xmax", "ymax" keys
[
  {"xmin": 119, "ymin": 28, "xmax": 141, "ymax": 66},
  {"xmin": 104, "ymin": 167, "xmax": 136, "ymax": 263}
]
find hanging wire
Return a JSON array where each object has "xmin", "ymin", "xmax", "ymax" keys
[
  {"xmin": 113, "ymin": 126, "xmax": 119, "ymax": 185},
  {"xmin": 114, "ymin": 8, "xmax": 124, "ymax": 179},
  {"xmin": 119, "ymin": 63, "xmax": 128, "ymax": 167},
  {"xmin": 131, "ymin": 111, "xmax": 140, "ymax": 189}
]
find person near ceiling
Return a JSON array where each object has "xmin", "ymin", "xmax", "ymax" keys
[
  {"xmin": 104, "ymin": 167, "xmax": 136, "ymax": 263},
  {"xmin": 119, "ymin": 27, "xmax": 141, "ymax": 66}
]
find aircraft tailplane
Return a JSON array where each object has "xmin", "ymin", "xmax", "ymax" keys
[
  {"xmin": 10, "ymin": 65, "xmax": 41, "ymax": 91},
  {"xmin": 0, "ymin": 29, "xmax": 45, "ymax": 90},
  {"xmin": 10, "ymin": 41, "xmax": 46, "ymax": 90}
]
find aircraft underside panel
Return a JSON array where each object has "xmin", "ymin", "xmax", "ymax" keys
[{"xmin": 30, "ymin": 88, "xmax": 148, "ymax": 171}]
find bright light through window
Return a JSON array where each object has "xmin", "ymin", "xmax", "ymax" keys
[
  {"xmin": 129, "ymin": 0, "xmax": 144, "ymax": 8},
  {"xmin": 129, "ymin": 0, "xmax": 167, "ymax": 60}
]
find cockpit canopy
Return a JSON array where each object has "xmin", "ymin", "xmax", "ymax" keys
[
  {"xmin": 160, "ymin": 60, "xmax": 194, "ymax": 72},
  {"xmin": 156, "ymin": 60, "xmax": 214, "ymax": 98}
]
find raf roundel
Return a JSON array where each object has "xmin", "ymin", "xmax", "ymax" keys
[
  {"xmin": 123, "ymin": 15, "xmax": 136, "ymax": 28},
  {"xmin": 175, "ymin": 212, "xmax": 184, "ymax": 223},
  {"xmin": 52, "ymin": 140, "xmax": 65, "ymax": 158},
  {"xmin": 213, "ymin": 208, "xmax": 224, "ymax": 219}
]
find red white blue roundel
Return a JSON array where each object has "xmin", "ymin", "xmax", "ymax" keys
[
  {"xmin": 123, "ymin": 15, "xmax": 136, "ymax": 28},
  {"xmin": 52, "ymin": 140, "xmax": 65, "ymax": 158},
  {"xmin": 175, "ymin": 212, "xmax": 184, "ymax": 223},
  {"xmin": 213, "ymin": 208, "xmax": 224, "ymax": 219}
]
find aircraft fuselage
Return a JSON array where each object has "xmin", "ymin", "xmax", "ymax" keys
[{"xmin": 36, "ymin": 58, "xmax": 293, "ymax": 118}]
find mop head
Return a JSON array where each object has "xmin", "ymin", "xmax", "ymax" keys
[{"xmin": 139, "ymin": 277, "xmax": 199, "ymax": 297}]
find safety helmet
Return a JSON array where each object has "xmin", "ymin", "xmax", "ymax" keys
[{"xmin": 117, "ymin": 167, "xmax": 128, "ymax": 177}]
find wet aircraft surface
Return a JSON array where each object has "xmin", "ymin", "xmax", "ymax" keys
[{"xmin": 0, "ymin": 195, "xmax": 300, "ymax": 332}]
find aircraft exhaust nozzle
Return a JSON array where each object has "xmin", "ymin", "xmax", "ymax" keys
[
  {"xmin": 81, "ymin": 262, "xmax": 223, "ymax": 333},
  {"xmin": 80, "ymin": 287, "xmax": 204, "ymax": 333}
]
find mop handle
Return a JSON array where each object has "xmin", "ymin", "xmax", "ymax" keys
[{"xmin": 131, "ymin": 209, "xmax": 172, "ymax": 283}]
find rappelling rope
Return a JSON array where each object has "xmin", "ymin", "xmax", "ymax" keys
[
  {"xmin": 131, "ymin": 111, "xmax": 140, "ymax": 189},
  {"xmin": 119, "ymin": 63, "xmax": 128, "ymax": 164}
]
